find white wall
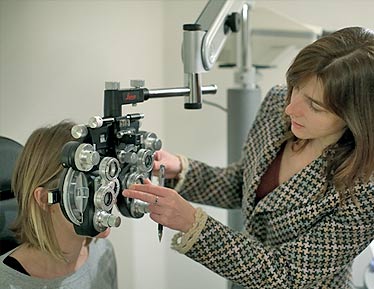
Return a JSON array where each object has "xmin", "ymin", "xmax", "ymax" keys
[
  {"xmin": 0, "ymin": 1, "xmax": 166, "ymax": 289},
  {"xmin": 1, "ymin": 1, "xmax": 374, "ymax": 289}
]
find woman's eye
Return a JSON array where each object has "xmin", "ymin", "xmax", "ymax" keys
[{"xmin": 308, "ymin": 100, "xmax": 322, "ymax": 112}]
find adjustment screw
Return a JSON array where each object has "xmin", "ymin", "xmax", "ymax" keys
[{"xmin": 130, "ymin": 79, "xmax": 145, "ymax": 88}]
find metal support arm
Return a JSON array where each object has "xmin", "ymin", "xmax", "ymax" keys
[{"xmin": 182, "ymin": 0, "xmax": 245, "ymax": 109}]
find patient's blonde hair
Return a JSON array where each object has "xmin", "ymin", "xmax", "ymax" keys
[{"xmin": 11, "ymin": 120, "xmax": 78, "ymax": 261}]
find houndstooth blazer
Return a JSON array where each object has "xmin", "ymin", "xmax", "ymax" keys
[{"xmin": 176, "ymin": 85, "xmax": 374, "ymax": 288}]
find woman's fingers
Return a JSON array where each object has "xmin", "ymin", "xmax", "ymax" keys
[
  {"xmin": 123, "ymin": 179, "xmax": 172, "ymax": 206},
  {"xmin": 123, "ymin": 188, "xmax": 159, "ymax": 205},
  {"xmin": 128, "ymin": 181, "xmax": 170, "ymax": 198},
  {"xmin": 149, "ymin": 212, "xmax": 164, "ymax": 225},
  {"xmin": 153, "ymin": 150, "xmax": 161, "ymax": 161},
  {"xmin": 122, "ymin": 177, "xmax": 196, "ymax": 232},
  {"xmin": 122, "ymin": 179, "xmax": 195, "ymax": 232},
  {"xmin": 148, "ymin": 203, "xmax": 163, "ymax": 214}
]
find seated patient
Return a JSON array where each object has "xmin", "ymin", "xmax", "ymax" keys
[{"xmin": 0, "ymin": 121, "xmax": 118, "ymax": 289}]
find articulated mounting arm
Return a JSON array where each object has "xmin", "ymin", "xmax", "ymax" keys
[{"xmin": 182, "ymin": 0, "xmax": 247, "ymax": 109}]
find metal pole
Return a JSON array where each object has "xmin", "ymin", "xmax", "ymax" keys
[{"xmin": 227, "ymin": 2, "xmax": 261, "ymax": 288}]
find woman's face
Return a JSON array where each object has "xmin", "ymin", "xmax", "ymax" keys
[{"xmin": 285, "ymin": 76, "xmax": 346, "ymax": 148}]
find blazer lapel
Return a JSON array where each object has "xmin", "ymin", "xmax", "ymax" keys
[
  {"xmin": 243, "ymin": 105, "xmax": 286, "ymax": 209},
  {"xmin": 253, "ymin": 156, "xmax": 328, "ymax": 214}
]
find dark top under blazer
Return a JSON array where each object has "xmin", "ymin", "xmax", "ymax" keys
[{"xmin": 177, "ymin": 85, "xmax": 374, "ymax": 288}]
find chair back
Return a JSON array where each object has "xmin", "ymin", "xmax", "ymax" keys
[{"xmin": 0, "ymin": 136, "xmax": 23, "ymax": 254}]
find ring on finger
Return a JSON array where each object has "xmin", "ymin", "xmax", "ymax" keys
[{"xmin": 154, "ymin": 196, "xmax": 159, "ymax": 205}]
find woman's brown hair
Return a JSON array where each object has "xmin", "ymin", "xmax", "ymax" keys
[{"xmin": 285, "ymin": 27, "xmax": 374, "ymax": 201}]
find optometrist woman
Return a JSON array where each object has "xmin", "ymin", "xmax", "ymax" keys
[
  {"xmin": 0, "ymin": 121, "xmax": 118, "ymax": 289},
  {"xmin": 124, "ymin": 26, "xmax": 374, "ymax": 288}
]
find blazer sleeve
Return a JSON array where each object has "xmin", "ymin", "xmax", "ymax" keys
[
  {"xmin": 177, "ymin": 159, "xmax": 244, "ymax": 209},
  {"xmin": 176, "ymin": 85, "xmax": 287, "ymax": 209},
  {"xmin": 182, "ymin": 183, "xmax": 374, "ymax": 288}
]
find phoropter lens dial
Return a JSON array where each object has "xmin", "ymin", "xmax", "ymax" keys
[
  {"xmin": 99, "ymin": 157, "xmax": 121, "ymax": 181},
  {"xmin": 94, "ymin": 184, "xmax": 116, "ymax": 211},
  {"xmin": 93, "ymin": 210, "xmax": 121, "ymax": 232},
  {"xmin": 137, "ymin": 149, "xmax": 154, "ymax": 172}
]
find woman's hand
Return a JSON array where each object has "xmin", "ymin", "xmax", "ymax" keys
[
  {"xmin": 153, "ymin": 150, "xmax": 181, "ymax": 179},
  {"xmin": 123, "ymin": 179, "xmax": 196, "ymax": 233}
]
